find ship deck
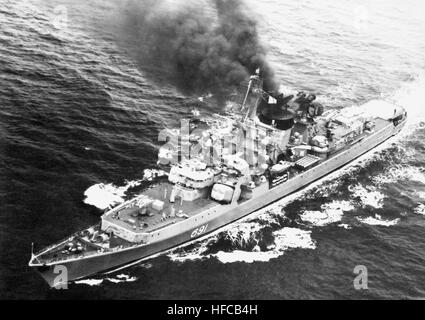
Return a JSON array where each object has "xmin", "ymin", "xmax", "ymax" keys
[
  {"xmin": 103, "ymin": 182, "xmax": 218, "ymax": 234},
  {"xmin": 33, "ymin": 117, "xmax": 395, "ymax": 265},
  {"xmin": 34, "ymin": 183, "xmax": 219, "ymax": 264},
  {"xmin": 327, "ymin": 117, "xmax": 390, "ymax": 154}
]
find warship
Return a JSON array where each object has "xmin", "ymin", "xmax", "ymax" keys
[{"xmin": 29, "ymin": 71, "xmax": 407, "ymax": 287}]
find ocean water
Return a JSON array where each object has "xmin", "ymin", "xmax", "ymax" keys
[{"xmin": 1, "ymin": 0, "xmax": 425, "ymax": 299}]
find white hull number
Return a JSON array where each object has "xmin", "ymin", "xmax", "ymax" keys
[{"xmin": 191, "ymin": 224, "xmax": 209, "ymax": 238}]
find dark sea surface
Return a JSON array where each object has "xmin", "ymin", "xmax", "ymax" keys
[{"xmin": 1, "ymin": 0, "xmax": 425, "ymax": 299}]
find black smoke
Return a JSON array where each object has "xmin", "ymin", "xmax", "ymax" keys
[{"xmin": 119, "ymin": 0, "xmax": 276, "ymax": 96}]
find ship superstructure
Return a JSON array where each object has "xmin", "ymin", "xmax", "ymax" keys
[{"xmin": 29, "ymin": 72, "xmax": 407, "ymax": 287}]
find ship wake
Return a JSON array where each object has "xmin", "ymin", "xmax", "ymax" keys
[{"xmin": 74, "ymin": 274, "xmax": 138, "ymax": 287}]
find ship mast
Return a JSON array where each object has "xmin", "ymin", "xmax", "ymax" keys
[{"xmin": 241, "ymin": 69, "xmax": 263, "ymax": 123}]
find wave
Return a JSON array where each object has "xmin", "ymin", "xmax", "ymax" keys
[
  {"xmin": 357, "ymin": 214, "xmax": 400, "ymax": 226},
  {"xmin": 414, "ymin": 203, "xmax": 425, "ymax": 215},
  {"xmin": 74, "ymin": 274, "xmax": 137, "ymax": 286},
  {"xmin": 338, "ymin": 224, "xmax": 352, "ymax": 229},
  {"xmin": 106, "ymin": 274, "xmax": 138, "ymax": 284},
  {"xmin": 83, "ymin": 169, "xmax": 166, "ymax": 210},
  {"xmin": 415, "ymin": 191, "xmax": 425, "ymax": 200},
  {"xmin": 348, "ymin": 184, "xmax": 386, "ymax": 209},
  {"xmin": 83, "ymin": 180, "xmax": 142, "ymax": 210},
  {"xmin": 167, "ymin": 220, "xmax": 262, "ymax": 263},
  {"xmin": 372, "ymin": 164, "xmax": 425, "ymax": 186},
  {"xmin": 74, "ymin": 279, "xmax": 104, "ymax": 286},
  {"xmin": 216, "ymin": 228, "xmax": 316, "ymax": 263},
  {"xmin": 168, "ymin": 227, "xmax": 315, "ymax": 264},
  {"xmin": 300, "ymin": 200, "xmax": 354, "ymax": 227}
]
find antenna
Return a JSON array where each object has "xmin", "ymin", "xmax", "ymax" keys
[
  {"xmin": 241, "ymin": 70, "xmax": 264, "ymax": 123},
  {"xmin": 30, "ymin": 242, "xmax": 41, "ymax": 264},
  {"xmin": 241, "ymin": 69, "xmax": 261, "ymax": 111}
]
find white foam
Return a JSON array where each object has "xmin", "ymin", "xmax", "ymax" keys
[
  {"xmin": 273, "ymin": 227, "xmax": 316, "ymax": 250},
  {"xmin": 168, "ymin": 226, "xmax": 316, "ymax": 264},
  {"xmin": 83, "ymin": 168, "xmax": 167, "ymax": 210},
  {"xmin": 372, "ymin": 165, "xmax": 425, "ymax": 186},
  {"xmin": 74, "ymin": 279, "xmax": 104, "ymax": 286},
  {"xmin": 106, "ymin": 274, "xmax": 137, "ymax": 284},
  {"xmin": 349, "ymin": 184, "xmax": 385, "ymax": 208},
  {"xmin": 142, "ymin": 169, "xmax": 167, "ymax": 181},
  {"xmin": 74, "ymin": 274, "xmax": 137, "ymax": 286},
  {"xmin": 168, "ymin": 220, "xmax": 263, "ymax": 263},
  {"xmin": 224, "ymin": 222, "xmax": 263, "ymax": 247},
  {"xmin": 300, "ymin": 200, "xmax": 354, "ymax": 227},
  {"xmin": 214, "ymin": 250, "xmax": 281, "ymax": 263},
  {"xmin": 249, "ymin": 212, "xmax": 281, "ymax": 226},
  {"xmin": 414, "ymin": 203, "xmax": 425, "ymax": 215},
  {"xmin": 167, "ymin": 241, "xmax": 210, "ymax": 263},
  {"xmin": 338, "ymin": 224, "xmax": 352, "ymax": 229},
  {"xmin": 83, "ymin": 180, "xmax": 141, "ymax": 210},
  {"xmin": 212, "ymin": 228, "xmax": 315, "ymax": 264},
  {"xmin": 357, "ymin": 214, "xmax": 399, "ymax": 226},
  {"xmin": 415, "ymin": 191, "xmax": 425, "ymax": 200},
  {"xmin": 408, "ymin": 171, "xmax": 425, "ymax": 185}
]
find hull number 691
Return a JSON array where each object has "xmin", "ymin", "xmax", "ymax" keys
[{"xmin": 191, "ymin": 224, "xmax": 209, "ymax": 238}]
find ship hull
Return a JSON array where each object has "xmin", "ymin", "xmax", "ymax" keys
[{"xmin": 33, "ymin": 119, "xmax": 406, "ymax": 287}]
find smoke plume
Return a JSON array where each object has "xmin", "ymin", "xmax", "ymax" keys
[{"xmin": 120, "ymin": 0, "xmax": 276, "ymax": 96}]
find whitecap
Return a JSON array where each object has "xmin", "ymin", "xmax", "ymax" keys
[
  {"xmin": 106, "ymin": 274, "xmax": 137, "ymax": 284},
  {"xmin": 415, "ymin": 191, "xmax": 425, "ymax": 200},
  {"xmin": 167, "ymin": 243, "xmax": 209, "ymax": 263},
  {"xmin": 169, "ymin": 226, "xmax": 315, "ymax": 264},
  {"xmin": 372, "ymin": 165, "xmax": 425, "ymax": 186},
  {"xmin": 214, "ymin": 250, "xmax": 281, "ymax": 263},
  {"xmin": 223, "ymin": 222, "xmax": 263, "ymax": 247},
  {"xmin": 414, "ymin": 203, "xmax": 425, "ymax": 215},
  {"xmin": 272, "ymin": 227, "xmax": 316, "ymax": 250},
  {"xmin": 168, "ymin": 221, "xmax": 262, "ymax": 263},
  {"xmin": 338, "ymin": 224, "xmax": 352, "ymax": 229},
  {"xmin": 83, "ymin": 168, "xmax": 167, "ymax": 210},
  {"xmin": 142, "ymin": 169, "xmax": 167, "ymax": 181},
  {"xmin": 74, "ymin": 279, "xmax": 104, "ymax": 286},
  {"xmin": 300, "ymin": 200, "xmax": 354, "ymax": 227},
  {"xmin": 357, "ymin": 214, "xmax": 399, "ymax": 226},
  {"xmin": 74, "ymin": 274, "xmax": 137, "ymax": 286},
  {"xmin": 213, "ymin": 228, "xmax": 315, "ymax": 264},
  {"xmin": 349, "ymin": 184, "xmax": 385, "ymax": 208},
  {"xmin": 83, "ymin": 180, "xmax": 141, "ymax": 210}
]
